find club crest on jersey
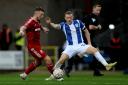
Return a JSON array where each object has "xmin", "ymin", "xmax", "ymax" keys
[
  {"xmin": 75, "ymin": 23, "xmax": 79, "ymax": 28},
  {"xmin": 91, "ymin": 18, "xmax": 96, "ymax": 22},
  {"xmin": 35, "ymin": 28, "xmax": 41, "ymax": 31}
]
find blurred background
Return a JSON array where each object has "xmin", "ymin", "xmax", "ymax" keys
[{"xmin": 0, "ymin": 0, "xmax": 128, "ymax": 74}]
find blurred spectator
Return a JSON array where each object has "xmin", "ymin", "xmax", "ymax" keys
[
  {"xmin": 109, "ymin": 31, "xmax": 122, "ymax": 69},
  {"xmin": 0, "ymin": 24, "xmax": 13, "ymax": 50},
  {"xmin": 110, "ymin": 31, "xmax": 122, "ymax": 49},
  {"xmin": 14, "ymin": 29, "xmax": 25, "ymax": 50}
]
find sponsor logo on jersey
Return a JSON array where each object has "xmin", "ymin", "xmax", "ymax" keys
[
  {"xmin": 91, "ymin": 18, "xmax": 96, "ymax": 22},
  {"xmin": 31, "ymin": 48, "xmax": 42, "ymax": 58},
  {"xmin": 75, "ymin": 23, "xmax": 79, "ymax": 28},
  {"xmin": 35, "ymin": 28, "xmax": 41, "ymax": 31}
]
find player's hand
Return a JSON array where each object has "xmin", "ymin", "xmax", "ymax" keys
[
  {"xmin": 45, "ymin": 17, "xmax": 51, "ymax": 24},
  {"xmin": 97, "ymin": 24, "xmax": 102, "ymax": 30},
  {"xmin": 43, "ymin": 27, "xmax": 49, "ymax": 33},
  {"xmin": 19, "ymin": 31, "xmax": 25, "ymax": 36}
]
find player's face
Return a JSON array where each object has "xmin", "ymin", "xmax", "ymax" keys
[
  {"xmin": 93, "ymin": 6, "xmax": 101, "ymax": 16},
  {"xmin": 35, "ymin": 11, "xmax": 44, "ymax": 20},
  {"xmin": 65, "ymin": 14, "xmax": 74, "ymax": 23}
]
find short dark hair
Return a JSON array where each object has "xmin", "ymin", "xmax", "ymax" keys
[
  {"xmin": 35, "ymin": 7, "xmax": 45, "ymax": 12},
  {"xmin": 93, "ymin": 3, "xmax": 102, "ymax": 8},
  {"xmin": 65, "ymin": 11, "xmax": 73, "ymax": 15}
]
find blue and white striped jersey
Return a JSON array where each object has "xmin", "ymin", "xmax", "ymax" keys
[{"xmin": 60, "ymin": 20, "xmax": 86, "ymax": 45}]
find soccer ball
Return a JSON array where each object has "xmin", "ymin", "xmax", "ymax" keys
[{"xmin": 53, "ymin": 68, "xmax": 64, "ymax": 79}]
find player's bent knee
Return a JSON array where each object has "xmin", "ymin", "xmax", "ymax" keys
[
  {"xmin": 87, "ymin": 46, "xmax": 98, "ymax": 54},
  {"xmin": 91, "ymin": 47, "xmax": 98, "ymax": 54},
  {"xmin": 92, "ymin": 47, "xmax": 98, "ymax": 52}
]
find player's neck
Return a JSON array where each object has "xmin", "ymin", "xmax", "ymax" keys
[
  {"xmin": 66, "ymin": 20, "xmax": 73, "ymax": 25},
  {"xmin": 92, "ymin": 12, "xmax": 98, "ymax": 16},
  {"xmin": 31, "ymin": 16, "xmax": 38, "ymax": 21}
]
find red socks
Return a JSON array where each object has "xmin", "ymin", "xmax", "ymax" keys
[
  {"xmin": 24, "ymin": 61, "xmax": 54, "ymax": 75},
  {"xmin": 46, "ymin": 63, "xmax": 54, "ymax": 74},
  {"xmin": 25, "ymin": 62, "xmax": 37, "ymax": 75}
]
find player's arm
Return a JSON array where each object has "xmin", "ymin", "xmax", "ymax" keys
[
  {"xmin": 50, "ymin": 23, "xmax": 60, "ymax": 29},
  {"xmin": 45, "ymin": 17, "xmax": 60, "ymax": 29},
  {"xmin": 19, "ymin": 26, "xmax": 27, "ymax": 36},
  {"xmin": 84, "ymin": 29, "xmax": 92, "ymax": 45},
  {"xmin": 41, "ymin": 26, "xmax": 49, "ymax": 33},
  {"xmin": 79, "ymin": 20, "xmax": 92, "ymax": 45},
  {"xmin": 89, "ymin": 24, "xmax": 102, "ymax": 30}
]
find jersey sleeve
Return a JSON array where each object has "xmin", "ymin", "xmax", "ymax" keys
[
  {"xmin": 24, "ymin": 19, "xmax": 33, "ymax": 29},
  {"xmin": 59, "ymin": 22, "xmax": 65, "ymax": 30},
  {"xmin": 83, "ymin": 15, "xmax": 94, "ymax": 29},
  {"xmin": 78, "ymin": 20, "xmax": 86, "ymax": 30}
]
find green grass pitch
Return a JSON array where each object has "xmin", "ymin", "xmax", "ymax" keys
[{"xmin": 0, "ymin": 71, "xmax": 128, "ymax": 85}]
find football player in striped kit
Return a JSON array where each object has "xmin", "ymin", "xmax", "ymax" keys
[{"xmin": 45, "ymin": 11, "xmax": 117, "ymax": 80}]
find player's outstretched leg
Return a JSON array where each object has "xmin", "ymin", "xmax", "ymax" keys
[
  {"xmin": 20, "ymin": 60, "xmax": 42, "ymax": 80},
  {"xmin": 79, "ymin": 46, "xmax": 117, "ymax": 71}
]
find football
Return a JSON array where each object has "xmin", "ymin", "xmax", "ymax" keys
[{"xmin": 53, "ymin": 68, "xmax": 64, "ymax": 79}]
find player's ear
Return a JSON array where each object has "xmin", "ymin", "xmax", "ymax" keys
[
  {"xmin": 72, "ymin": 15, "xmax": 74, "ymax": 19},
  {"xmin": 34, "ymin": 11, "xmax": 38, "ymax": 15},
  {"xmin": 64, "ymin": 16, "xmax": 66, "ymax": 20},
  {"xmin": 45, "ymin": 17, "xmax": 51, "ymax": 21}
]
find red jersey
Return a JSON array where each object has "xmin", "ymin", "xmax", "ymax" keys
[{"xmin": 24, "ymin": 18, "xmax": 42, "ymax": 47}]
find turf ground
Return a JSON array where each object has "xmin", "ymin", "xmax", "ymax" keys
[{"xmin": 0, "ymin": 71, "xmax": 128, "ymax": 85}]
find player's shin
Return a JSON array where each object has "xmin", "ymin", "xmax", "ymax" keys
[
  {"xmin": 44, "ymin": 55, "xmax": 54, "ymax": 74},
  {"xmin": 54, "ymin": 53, "xmax": 69, "ymax": 69},
  {"xmin": 94, "ymin": 51, "xmax": 108, "ymax": 66},
  {"xmin": 46, "ymin": 63, "xmax": 54, "ymax": 74},
  {"xmin": 25, "ymin": 60, "xmax": 41, "ymax": 74},
  {"xmin": 94, "ymin": 51, "xmax": 117, "ymax": 71},
  {"xmin": 54, "ymin": 61, "xmax": 63, "ymax": 69}
]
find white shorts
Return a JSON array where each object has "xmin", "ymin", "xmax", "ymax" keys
[{"xmin": 62, "ymin": 43, "xmax": 90, "ymax": 59}]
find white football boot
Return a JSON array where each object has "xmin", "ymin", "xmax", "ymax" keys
[
  {"xmin": 20, "ymin": 73, "xmax": 27, "ymax": 80},
  {"xmin": 45, "ymin": 75, "xmax": 64, "ymax": 81},
  {"xmin": 105, "ymin": 62, "xmax": 117, "ymax": 71}
]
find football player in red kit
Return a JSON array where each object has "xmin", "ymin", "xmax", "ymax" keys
[{"xmin": 19, "ymin": 7, "xmax": 54, "ymax": 80}]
